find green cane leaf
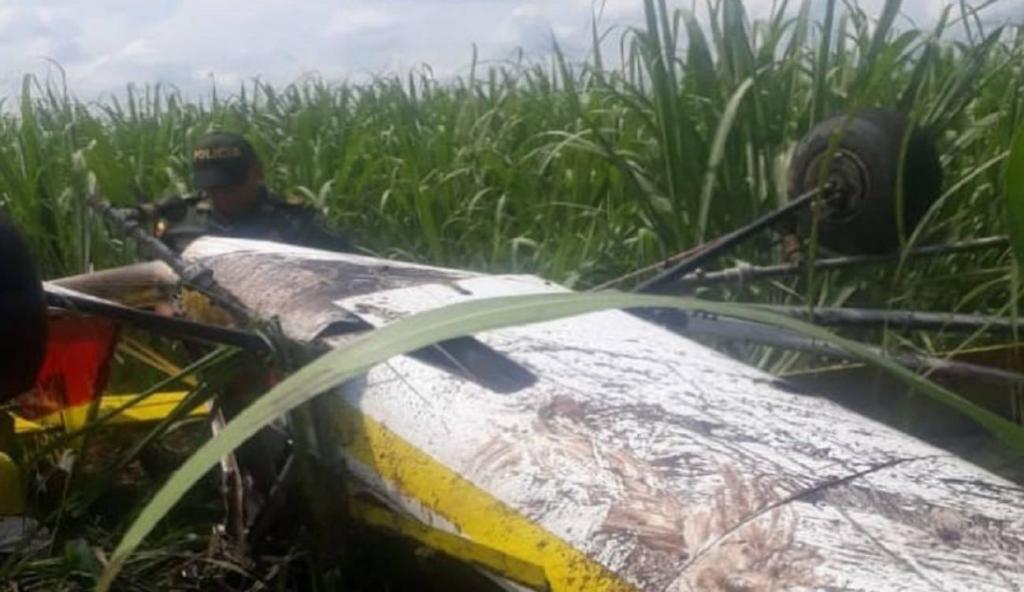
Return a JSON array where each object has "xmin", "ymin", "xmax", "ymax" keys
[{"xmin": 1006, "ymin": 125, "xmax": 1024, "ymax": 265}]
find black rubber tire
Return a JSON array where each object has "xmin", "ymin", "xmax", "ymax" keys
[
  {"xmin": 787, "ymin": 109, "xmax": 942, "ymax": 255},
  {"xmin": 0, "ymin": 214, "xmax": 47, "ymax": 402}
]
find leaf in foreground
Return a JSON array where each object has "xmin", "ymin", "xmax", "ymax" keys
[
  {"xmin": 97, "ymin": 292, "xmax": 1024, "ymax": 590},
  {"xmin": 1006, "ymin": 125, "xmax": 1024, "ymax": 265}
]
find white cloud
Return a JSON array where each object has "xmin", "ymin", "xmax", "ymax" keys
[
  {"xmin": 0, "ymin": 0, "xmax": 1019, "ymax": 100},
  {"xmin": 327, "ymin": 7, "xmax": 396, "ymax": 36}
]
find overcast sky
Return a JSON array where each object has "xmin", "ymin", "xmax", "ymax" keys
[{"xmin": 0, "ymin": 0, "xmax": 1020, "ymax": 101}]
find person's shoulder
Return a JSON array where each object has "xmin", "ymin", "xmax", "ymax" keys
[
  {"xmin": 261, "ymin": 190, "xmax": 352, "ymax": 252},
  {"xmin": 261, "ymin": 191, "xmax": 319, "ymax": 219},
  {"xmin": 265, "ymin": 191, "xmax": 311, "ymax": 209}
]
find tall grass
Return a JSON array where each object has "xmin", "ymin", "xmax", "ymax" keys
[{"xmin": 0, "ymin": 0, "xmax": 1021, "ymax": 344}]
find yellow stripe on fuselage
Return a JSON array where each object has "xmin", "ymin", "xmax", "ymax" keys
[
  {"xmin": 12, "ymin": 392, "xmax": 206, "ymax": 434},
  {"xmin": 333, "ymin": 403, "xmax": 635, "ymax": 592},
  {"xmin": 352, "ymin": 499, "xmax": 550, "ymax": 590}
]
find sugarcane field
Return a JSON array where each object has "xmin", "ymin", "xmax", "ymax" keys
[{"xmin": 2, "ymin": 0, "xmax": 1024, "ymax": 590}]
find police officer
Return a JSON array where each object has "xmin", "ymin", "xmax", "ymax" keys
[
  {"xmin": 146, "ymin": 135, "xmax": 352, "ymax": 520},
  {"xmin": 152, "ymin": 132, "xmax": 351, "ymax": 253}
]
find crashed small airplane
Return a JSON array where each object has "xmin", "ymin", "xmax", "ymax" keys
[{"xmin": 3, "ymin": 110, "xmax": 1024, "ymax": 590}]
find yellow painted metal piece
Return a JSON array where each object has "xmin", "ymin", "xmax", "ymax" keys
[
  {"xmin": 55, "ymin": 404, "xmax": 93, "ymax": 434},
  {"xmin": 12, "ymin": 392, "xmax": 206, "ymax": 435},
  {"xmin": 333, "ymin": 404, "xmax": 635, "ymax": 592},
  {"xmin": 352, "ymin": 499, "xmax": 550, "ymax": 590},
  {"xmin": 0, "ymin": 452, "xmax": 24, "ymax": 515}
]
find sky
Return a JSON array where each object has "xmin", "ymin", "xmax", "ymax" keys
[{"xmin": 0, "ymin": 0, "xmax": 1021, "ymax": 101}]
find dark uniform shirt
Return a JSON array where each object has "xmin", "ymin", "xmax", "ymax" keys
[{"xmin": 152, "ymin": 187, "xmax": 351, "ymax": 254}]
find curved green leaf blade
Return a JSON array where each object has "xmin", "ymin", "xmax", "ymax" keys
[
  {"xmin": 1007, "ymin": 125, "xmax": 1024, "ymax": 265},
  {"xmin": 698, "ymin": 77, "xmax": 755, "ymax": 240}
]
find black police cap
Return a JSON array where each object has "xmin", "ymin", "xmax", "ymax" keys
[{"xmin": 191, "ymin": 132, "xmax": 260, "ymax": 189}]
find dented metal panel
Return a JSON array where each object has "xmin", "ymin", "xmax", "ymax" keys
[
  {"xmin": 183, "ymin": 237, "xmax": 1024, "ymax": 591},
  {"xmin": 182, "ymin": 238, "xmax": 474, "ymax": 342}
]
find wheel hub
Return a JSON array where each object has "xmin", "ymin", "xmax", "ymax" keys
[{"xmin": 802, "ymin": 149, "xmax": 871, "ymax": 224}]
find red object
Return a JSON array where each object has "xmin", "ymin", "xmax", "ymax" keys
[{"xmin": 17, "ymin": 314, "xmax": 119, "ymax": 419}]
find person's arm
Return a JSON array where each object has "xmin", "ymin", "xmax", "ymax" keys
[
  {"xmin": 109, "ymin": 195, "xmax": 193, "ymax": 239},
  {"xmin": 288, "ymin": 207, "xmax": 353, "ymax": 253},
  {"xmin": 151, "ymin": 195, "xmax": 192, "ymax": 221}
]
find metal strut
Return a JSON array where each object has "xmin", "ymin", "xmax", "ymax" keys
[
  {"xmin": 750, "ymin": 304, "xmax": 1019, "ymax": 336},
  {"xmin": 674, "ymin": 236, "xmax": 1010, "ymax": 289},
  {"xmin": 634, "ymin": 187, "xmax": 823, "ymax": 293}
]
